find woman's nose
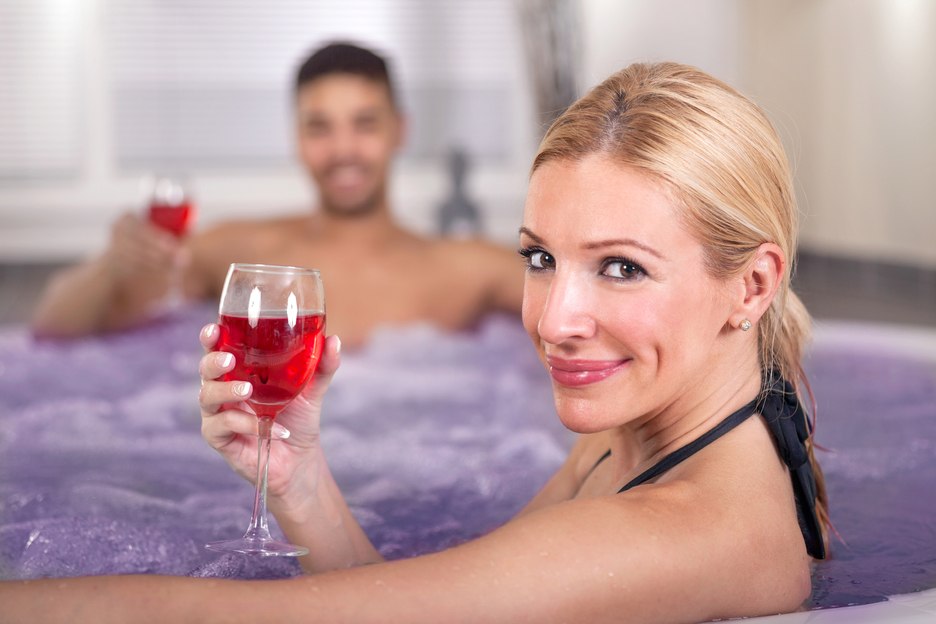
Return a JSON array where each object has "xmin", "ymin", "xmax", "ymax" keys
[{"xmin": 536, "ymin": 270, "xmax": 597, "ymax": 344}]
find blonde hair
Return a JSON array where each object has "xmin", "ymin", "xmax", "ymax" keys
[{"xmin": 533, "ymin": 62, "xmax": 828, "ymax": 549}]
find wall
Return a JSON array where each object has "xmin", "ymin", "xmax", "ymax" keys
[
  {"xmin": 0, "ymin": 0, "xmax": 752, "ymax": 263},
  {"xmin": 0, "ymin": 0, "xmax": 535, "ymax": 261},
  {"xmin": 580, "ymin": 0, "xmax": 742, "ymax": 89},
  {"xmin": 3, "ymin": 1, "xmax": 932, "ymax": 269},
  {"xmin": 742, "ymin": 0, "xmax": 936, "ymax": 268}
]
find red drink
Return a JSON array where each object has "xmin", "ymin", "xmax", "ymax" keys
[
  {"xmin": 149, "ymin": 201, "xmax": 194, "ymax": 237},
  {"xmin": 217, "ymin": 312, "xmax": 326, "ymax": 419}
]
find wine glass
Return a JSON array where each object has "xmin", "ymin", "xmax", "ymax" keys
[
  {"xmin": 143, "ymin": 175, "xmax": 196, "ymax": 309},
  {"xmin": 206, "ymin": 263, "xmax": 326, "ymax": 557},
  {"xmin": 146, "ymin": 175, "xmax": 195, "ymax": 238}
]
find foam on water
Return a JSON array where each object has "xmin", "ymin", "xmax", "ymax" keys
[{"xmin": 1, "ymin": 306, "xmax": 934, "ymax": 609}]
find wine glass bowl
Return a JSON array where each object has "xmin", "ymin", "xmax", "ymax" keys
[
  {"xmin": 206, "ymin": 263, "xmax": 325, "ymax": 557},
  {"xmin": 146, "ymin": 175, "xmax": 195, "ymax": 238}
]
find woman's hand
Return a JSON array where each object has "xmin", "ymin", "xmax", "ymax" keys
[{"xmin": 198, "ymin": 323, "xmax": 342, "ymax": 515}]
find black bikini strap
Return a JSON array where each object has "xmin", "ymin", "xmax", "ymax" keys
[
  {"xmin": 596, "ymin": 376, "xmax": 826, "ymax": 560},
  {"xmin": 616, "ymin": 397, "xmax": 759, "ymax": 493}
]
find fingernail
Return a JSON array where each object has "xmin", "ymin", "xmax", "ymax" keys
[
  {"xmin": 219, "ymin": 352, "xmax": 234, "ymax": 368},
  {"xmin": 334, "ymin": 335, "xmax": 342, "ymax": 354},
  {"xmin": 272, "ymin": 423, "xmax": 290, "ymax": 439},
  {"xmin": 233, "ymin": 381, "xmax": 251, "ymax": 397},
  {"xmin": 201, "ymin": 324, "xmax": 216, "ymax": 340}
]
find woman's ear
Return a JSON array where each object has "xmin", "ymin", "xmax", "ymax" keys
[{"xmin": 728, "ymin": 243, "xmax": 785, "ymax": 331}]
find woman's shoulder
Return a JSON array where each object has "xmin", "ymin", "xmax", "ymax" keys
[
  {"xmin": 641, "ymin": 417, "xmax": 814, "ymax": 598},
  {"xmin": 445, "ymin": 465, "xmax": 811, "ymax": 622}
]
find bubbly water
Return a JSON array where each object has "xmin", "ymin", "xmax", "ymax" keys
[{"xmin": 0, "ymin": 305, "xmax": 934, "ymax": 609}]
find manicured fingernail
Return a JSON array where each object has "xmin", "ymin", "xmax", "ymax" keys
[
  {"xmin": 219, "ymin": 352, "xmax": 234, "ymax": 368},
  {"xmin": 334, "ymin": 335, "xmax": 342, "ymax": 354},
  {"xmin": 233, "ymin": 381, "xmax": 251, "ymax": 397},
  {"xmin": 272, "ymin": 423, "xmax": 290, "ymax": 439},
  {"xmin": 201, "ymin": 324, "xmax": 216, "ymax": 340}
]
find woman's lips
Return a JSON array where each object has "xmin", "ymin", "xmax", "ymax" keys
[{"xmin": 546, "ymin": 356, "xmax": 631, "ymax": 387}]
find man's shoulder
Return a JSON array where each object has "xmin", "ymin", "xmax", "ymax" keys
[
  {"xmin": 204, "ymin": 214, "xmax": 305, "ymax": 236},
  {"xmin": 186, "ymin": 213, "xmax": 307, "ymax": 273},
  {"xmin": 420, "ymin": 236, "xmax": 523, "ymax": 303},
  {"xmin": 427, "ymin": 236, "xmax": 518, "ymax": 263}
]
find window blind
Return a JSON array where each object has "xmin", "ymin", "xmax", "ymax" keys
[
  {"xmin": 105, "ymin": 0, "xmax": 521, "ymax": 170},
  {"xmin": 0, "ymin": 0, "xmax": 82, "ymax": 181}
]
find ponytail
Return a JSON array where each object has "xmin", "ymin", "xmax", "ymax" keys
[{"xmin": 765, "ymin": 287, "xmax": 830, "ymax": 553}]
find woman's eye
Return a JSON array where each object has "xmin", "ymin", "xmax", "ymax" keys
[
  {"xmin": 602, "ymin": 259, "xmax": 645, "ymax": 280},
  {"xmin": 529, "ymin": 251, "xmax": 553, "ymax": 269},
  {"xmin": 519, "ymin": 248, "xmax": 555, "ymax": 270}
]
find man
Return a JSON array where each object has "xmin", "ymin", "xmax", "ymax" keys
[{"xmin": 32, "ymin": 43, "xmax": 523, "ymax": 346}]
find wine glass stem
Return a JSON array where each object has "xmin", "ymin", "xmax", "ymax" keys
[
  {"xmin": 166, "ymin": 257, "xmax": 184, "ymax": 309},
  {"xmin": 244, "ymin": 416, "xmax": 274, "ymax": 542}
]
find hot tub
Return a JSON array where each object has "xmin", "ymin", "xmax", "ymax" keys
[{"xmin": 1, "ymin": 307, "xmax": 934, "ymax": 620}]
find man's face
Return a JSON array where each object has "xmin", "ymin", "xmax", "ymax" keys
[{"xmin": 295, "ymin": 74, "xmax": 403, "ymax": 217}]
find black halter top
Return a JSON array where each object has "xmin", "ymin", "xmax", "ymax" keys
[{"xmin": 591, "ymin": 375, "xmax": 826, "ymax": 559}]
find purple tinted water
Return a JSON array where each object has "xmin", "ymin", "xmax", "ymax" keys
[
  {"xmin": 1, "ymin": 306, "xmax": 934, "ymax": 609},
  {"xmin": 0, "ymin": 306, "xmax": 567, "ymax": 581},
  {"xmin": 804, "ymin": 345, "xmax": 936, "ymax": 608}
]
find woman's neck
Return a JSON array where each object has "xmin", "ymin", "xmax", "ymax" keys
[{"xmin": 605, "ymin": 352, "xmax": 762, "ymax": 483}]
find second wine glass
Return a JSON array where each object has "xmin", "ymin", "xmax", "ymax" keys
[
  {"xmin": 146, "ymin": 175, "xmax": 195, "ymax": 238},
  {"xmin": 206, "ymin": 263, "xmax": 326, "ymax": 557},
  {"xmin": 143, "ymin": 175, "xmax": 196, "ymax": 309}
]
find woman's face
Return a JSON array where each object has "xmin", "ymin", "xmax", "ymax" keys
[{"xmin": 521, "ymin": 155, "xmax": 734, "ymax": 433}]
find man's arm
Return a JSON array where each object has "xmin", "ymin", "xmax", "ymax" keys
[
  {"xmin": 30, "ymin": 213, "xmax": 210, "ymax": 337},
  {"xmin": 468, "ymin": 240, "xmax": 525, "ymax": 315}
]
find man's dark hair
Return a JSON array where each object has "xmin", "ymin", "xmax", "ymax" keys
[{"xmin": 295, "ymin": 42, "xmax": 396, "ymax": 106}]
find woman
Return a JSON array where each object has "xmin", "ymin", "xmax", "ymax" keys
[{"xmin": 1, "ymin": 62, "xmax": 827, "ymax": 623}]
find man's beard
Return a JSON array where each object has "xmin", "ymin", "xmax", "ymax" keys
[
  {"xmin": 316, "ymin": 159, "xmax": 385, "ymax": 218},
  {"xmin": 319, "ymin": 185, "xmax": 383, "ymax": 218}
]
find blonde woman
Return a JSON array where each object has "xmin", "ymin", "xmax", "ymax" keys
[{"xmin": 2, "ymin": 62, "xmax": 827, "ymax": 623}]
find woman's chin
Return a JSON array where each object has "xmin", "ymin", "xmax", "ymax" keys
[{"xmin": 554, "ymin": 403, "xmax": 614, "ymax": 434}]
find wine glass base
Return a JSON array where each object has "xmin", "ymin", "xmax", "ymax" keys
[{"xmin": 205, "ymin": 537, "xmax": 309, "ymax": 557}]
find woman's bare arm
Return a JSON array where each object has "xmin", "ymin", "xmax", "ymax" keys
[
  {"xmin": 270, "ymin": 440, "xmax": 385, "ymax": 573},
  {"xmin": 0, "ymin": 480, "xmax": 809, "ymax": 624},
  {"xmin": 199, "ymin": 332, "xmax": 382, "ymax": 574}
]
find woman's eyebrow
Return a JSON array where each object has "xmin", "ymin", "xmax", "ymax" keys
[
  {"xmin": 520, "ymin": 227, "xmax": 666, "ymax": 261},
  {"xmin": 518, "ymin": 226, "xmax": 544, "ymax": 244},
  {"xmin": 582, "ymin": 238, "xmax": 666, "ymax": 260}
]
